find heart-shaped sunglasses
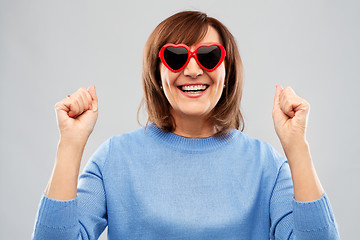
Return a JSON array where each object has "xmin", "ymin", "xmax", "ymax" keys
[{"xmin": 159, "ymin": 43, "xmax": 226, "ymax": 73}]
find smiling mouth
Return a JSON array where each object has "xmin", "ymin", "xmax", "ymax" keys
[{"xmin": 178, "ymin": 84, "xmax": 209, "ymax": 93}]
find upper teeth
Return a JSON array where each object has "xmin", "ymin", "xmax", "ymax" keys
[{"xmin": 181, "ymin": 85, "xmax": 207, "ymax": 91}]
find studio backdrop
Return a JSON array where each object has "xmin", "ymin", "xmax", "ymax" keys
[{"xmin": 0, "ymin": 0, "xmax": 359, "ymax": 239}]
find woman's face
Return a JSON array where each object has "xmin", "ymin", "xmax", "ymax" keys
[{"xmin": 160, "ymin": 26, "xmax": 226, "ymax": 121}]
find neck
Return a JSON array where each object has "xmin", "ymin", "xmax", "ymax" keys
[{"xmin": 171, "ymin": 112, "xmax": 216, "ymax": 138}]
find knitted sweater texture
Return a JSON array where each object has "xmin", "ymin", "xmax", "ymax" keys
[{"xmin": 32, "ymin": 124, "xmax": 340, "ymax": 239}]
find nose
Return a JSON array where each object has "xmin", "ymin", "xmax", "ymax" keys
[{"xmin": 183, "ymin": 56, "xmax": 203, "ymax": 78}]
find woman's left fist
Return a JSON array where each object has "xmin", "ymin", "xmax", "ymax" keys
[{"xmin": 272, "ymin": 85, "xmax": 310, "ymax": 147}]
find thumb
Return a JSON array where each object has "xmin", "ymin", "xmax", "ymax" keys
[
  {"xmin": 87, "ymin": 85, "xmax": 98, "ymax": 111},
  {"xmin": 55, "ymin": 97, "xmax": 72, "ymax": 122}
]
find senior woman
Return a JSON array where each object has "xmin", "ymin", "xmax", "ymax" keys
[{"xmin": 32, "ymin": 11, "xmax": 340, "ymax": 239}]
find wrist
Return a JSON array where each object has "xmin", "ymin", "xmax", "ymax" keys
[
  {"xmin": 56, "ymin": 139, "xmax": 86, "ymax": 171},
  {"xmin": 59, "ymin": 135, "xmax": 89, "ymax": 147},
  {"xmin": 281, "ymin": 138, "xmax": 312, "ymax": 169},
  {"xmin": 281, "ymin": 136, "xmax": 308, "ymax": 155},
  {"xmin": 57, "ymin": 138, "xmax": 87, "ymax": 163}
]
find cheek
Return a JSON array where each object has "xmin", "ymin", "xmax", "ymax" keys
[
  {"xmin": 160, "ymin": 65, "xmax": 181, "ymax": 99},
  {"xmin": 210, "ymin": 65, "xmax": 226, "ymax": 87},
  {"xmin": 160, "ymin": 64, "xmax": 178, "ymax": 86}
]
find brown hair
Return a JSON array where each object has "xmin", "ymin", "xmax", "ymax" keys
[{"xmin": 139, "ymin": 11, "xmax": 244, "ymax": 136}]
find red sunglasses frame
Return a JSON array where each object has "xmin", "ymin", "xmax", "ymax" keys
[{"xmin": 158, "ymin": 43, "xmax": 226, "ymax": 73}]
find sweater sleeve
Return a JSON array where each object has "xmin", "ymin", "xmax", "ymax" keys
[
  {"xmin": 32, "ymin": 138, "xmax": 111, "ymax": 240},
  {"xmin": 269, "ymin": 161, "xmax": 340, "ymax": 239}
]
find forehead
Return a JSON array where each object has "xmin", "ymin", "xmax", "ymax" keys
[{"xmin": 194, "ymin": 26, "xmax": 222, "ymax": 45}]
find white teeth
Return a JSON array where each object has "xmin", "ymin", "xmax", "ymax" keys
[{"xmin": 181, "ymin": 85, "xmax": 207, "ymax": 91}]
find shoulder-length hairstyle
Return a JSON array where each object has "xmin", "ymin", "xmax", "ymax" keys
[{"xmin": 139, "ymin": 11, "xmax": 244, "ymax": 136}]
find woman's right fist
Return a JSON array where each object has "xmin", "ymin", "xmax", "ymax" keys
[{"xmin": 54, "ymin": 85, "xmax": 98, "ymax": 142}]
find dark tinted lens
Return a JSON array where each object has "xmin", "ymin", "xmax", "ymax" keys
[
  {"xmin": 164, "ymin": 46, "xmax": 188, "ymax": 70},
  {"xmin": 196, "ymin": 46, "xmax": 221, "ymax": 69}
]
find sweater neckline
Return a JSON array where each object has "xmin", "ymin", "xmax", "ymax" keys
[{"xmin": 145, "ymin": 123, "xmax": 237, "ymax": 153}]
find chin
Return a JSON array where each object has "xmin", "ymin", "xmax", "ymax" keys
[{"xmin": 177, "ymin": 105, "xmax": 212, "ymax": 118}]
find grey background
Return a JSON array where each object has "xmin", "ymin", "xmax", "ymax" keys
[{"xmin": 0, "ymin": 0, "xmax": 359, "ymax": 239}]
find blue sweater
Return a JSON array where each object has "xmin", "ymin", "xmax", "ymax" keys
[{"xmin": 33, "ymin": 124, "xmax": 340, "ymax": 239}]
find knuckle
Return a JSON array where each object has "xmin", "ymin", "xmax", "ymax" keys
[
  {"xmin": 79, "ymin": 88, "xmax": 87, "ymax": 93},
  {"xmin": 69, "ymin": 96, "xmax": 77, "ymax": 103},
  {"xmin": 85, "ymin": 91, "xmax": 92, "ymax": 100},
  {"xmin": 55, "ymin": 98, "xmax": 66, "ymax": 107},
  {"xmin": 284, "ymin": 86, "xmax": 294, "ymax": 95},
  {"xmin": 54, "ymin": 102, "xmax": 61, "ymax": 109},
  {"xmin": 75, "ymin": 88, "xmax": 86, "ymax": 96},
  {"xmin": 73, "ymin": 92, "xmax": 83, "ymax": 101},
  {"xmin": 79, "ymin": 90, "xmax": 89, "ymax": 101}
]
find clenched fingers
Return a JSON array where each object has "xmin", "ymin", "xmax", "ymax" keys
[
  {"xmin": 68, "ymin": 88, "xmax": 92, "ymax": 118},
  {"xmin": 55, "ymin": 87, "xmax": 94, "ymax": 121},
  {"xmin": 279, "ymin": 87, "xmax": 309, "ymax": 118}
]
